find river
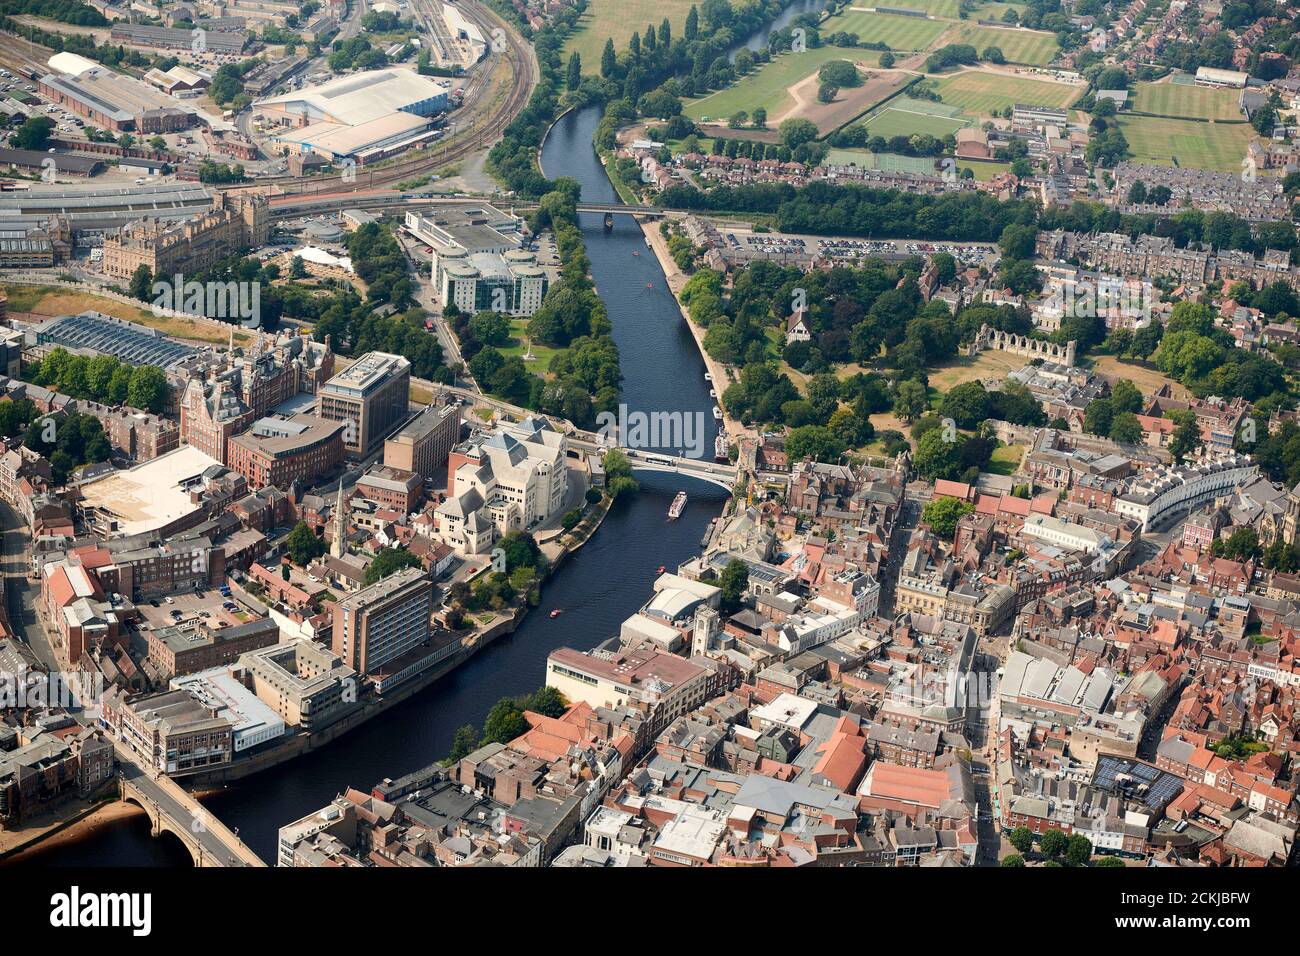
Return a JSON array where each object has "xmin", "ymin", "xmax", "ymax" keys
[{"xmin": 22, "ymin": 105, "xmax": 726, "ymax": 867}]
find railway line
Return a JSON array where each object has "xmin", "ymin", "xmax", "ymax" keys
[{"xmin": 227, "ymin": 0, "xmax": 536, "ymax": 198}]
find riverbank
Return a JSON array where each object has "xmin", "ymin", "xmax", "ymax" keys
[
  {"xmin": 639, "ymin": 218, "xmax": 751, "ymax": 450},
  {"xmin": 0, "ymin": 797, "xmax": 141, "ymax": 864}
]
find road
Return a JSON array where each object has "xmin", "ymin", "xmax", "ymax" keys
[{"xmin": 0, "ymin": 497, "xmax": 58, "ymax": 669}]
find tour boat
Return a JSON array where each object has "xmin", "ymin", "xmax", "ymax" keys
[
  {"xmin": 549, "ymin": 608, "xmax": 563, "ymax": 619},
  {"xmin": 713, "ymin": 406, "xmax": 724, "ymax": 421},
  {"xmin": 668, "ymin": 490, "xmax": 688, "ymax": 520},
  {"xmin": 714, "ymin": 433, "xmax": 729, "ymax": 462}
]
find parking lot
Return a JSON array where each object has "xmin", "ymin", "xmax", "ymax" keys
[{"xmin": 134, "ymin": 586, "xmax": 250, "ymax": 635}]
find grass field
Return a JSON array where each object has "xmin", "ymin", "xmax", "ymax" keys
[
  {"xmin": 942, "ymin": 23, "xmax": 1059, "ymax": 64},
  {"xmin": 562, "ymin": 0, "xmax": 697, "ymax": 72},
  {"xmin": 821, "ymin": 10, "xmax": 949, "ymax": 50},
  {"xmin": 869, "ymin": 0, "xmax": 963, "ymax": 16},
  {"xmin": 3, "ymin": 285, "xmax": 254, "ymax": 346},
  {"xmin": 684, "ymin": 46, "xmax": 878, "ymax": 123},
  {"xmin": 823, "ymin": 148, "xmax": 938, "ymax": 173},
  {"xmin": 928, "ymin": 349, "xmax": 1029, "ymax": 392},
  {"xmin": 1118, "ymin": 114, "xmax": 1255, "ymax": 171},
  {"xmin": 500, "ymin": 319, "xmax": 561, "ymax": 374},
  {"xmin": 1129, "ymin": 81, "xmax": 1244, "ymax": 121},
  {"xmin": 987, "ymin": 443, "xmax": 1024, "ymax": 476},
  {"xmin": 1090, "ymin": 355, "xmax": 1189, "ymax": 399},
  {"xmin": 959, "ymin": 158, "xmax": 1012, "ymax": 181},
  {"xmin": 864, "ymin": 97, "xmax": 969, "ymax": 137},
  {"xmin": 932, "ymin": 69, "xmax": 1079, "ymax": 117}
]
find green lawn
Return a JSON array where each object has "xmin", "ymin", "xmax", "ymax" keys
[
  {"xmin": 987, "ymin": 443, "xmax": 1024, "ymax": 476},
  {"xmin": 823, "ymin": 148, "xmax": 938, "ymax": 173},
  {"xmin": 1118, "ymin": 115, "xmax": 1255, "ymax": 172},
  {"xmin": 499, "ymin": 319, "xmax": 561, "ymax": 373},
  {"xmin": 1128, "ymin": 81, "xmax": 1244, "ymax": 121},
  {"xmin": 820, "ymin": 10, "xmax": 949, "ymax": 50},
  {"xmin": 958, "ymin": 158, "xmax": 1012, "ymax": 181},
  {"xmin": 932, "ymin": 69, "xmax": 1079, "ymax": 117},
  {"xmin": 562, "ymin": 0, "xmax": 697, "ymax": 72},
  {"xmin": 942, "ymin": 23, "xmax": 1059, "ymax": 64},
  {"xmin": 871, "ymin": 0, "xmax": 963, "ymax": 16},
  {"xmin": 864, "ymin": 99, "xmax": 970, "ymax": 138},
  {"xmin": 684, "ymin": 46, "xmax": 879, "ymax": 123}
]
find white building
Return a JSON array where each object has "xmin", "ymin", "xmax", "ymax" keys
[
  {"xmin": 1021, "ymin": 513, "xmax": 1109, "ymax": 553},
  {"xmin": 435, "ymin": 418, "xmax": 568, "ymax": 554},
  {"xmin": 1114, "ymin": 455, "xmax": 1257, "ymax": 531}
]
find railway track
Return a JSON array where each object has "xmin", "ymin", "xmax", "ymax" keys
[{"xmin": 227, "ymin": 0, "xmax": 535, "ymax": 198}]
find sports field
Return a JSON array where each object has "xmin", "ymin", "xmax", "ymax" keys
[
  {"xmin": 820, "ymin": 10, "xmax": 949, "ymax": 50},
  {"xmin": 562, "ymin": 0, "xmax": 697, "ymax": 71},
  {"xmin": 863, "ymin": 97, "xmax": 970, "ymax": 137},
  {"xmin": 941, "ymin": 23, "xmax": 1059, "ymax": 64},
  {"xmin": 869, "ymin": 0, "xmax": 963, "ymax": 16},
  {"xmin": 684, "ymin": 46, "xmax": 879, "ymax": 123},
  {"xmin": 1128, "ymin": 81, "xmax": 1244, "ymax": 121},
  {"xmin": 958, "ymin": 159, "xmax": 1012, "ymax": 181},
  {"xmin": 1117, "ymin": 115, "xmax": 1255, "ymax": 172},
  {"xmin": 931, "ymin": 69, "xmax": 1078, "ymax": 117},
  {"xmin": 822, "ymin": 148, "xmax": 938, "ymax": 173}
]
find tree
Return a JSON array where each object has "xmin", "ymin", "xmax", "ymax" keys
[
  {"xmin": 363, "ymin": 547, "xmax": 422, "ymax": 584},
  {"xmin": 718, "ymin": 558, "xmax": 748, "ymax": 615},
  {"xmin": 1066, "ymin": 833, "xmax": 1094, "ymax": 867},
  {"xmin": 940, "ymin": 381, "xmax": 991, "ymax": 429},
  {"xmin": 286, "ymin": 520, "xmax": 327, "ymax": 566},
  {"xmin": 922, "ymin": 496, "xmax": 975, "ymax": 540},
  {"xmin": 526, "ymin": 685, "xmax": 567, "ymax": 718},
  {"xmin": 817, "ymin": 83, "xmax": 838, "ymax": 104},
  {"xmin": 1109, "ymin": 379, "xmax": 1142, "ymax": 414},
  {"xmin": 129, "ymin": 264, "xmax": 154, "ymax": 303},
  {"xmin": 600, "ymin": 38, "xmax": 616, "ymax": 78},
  {"xmin": 786, "ymin": 424, "xmax": 846, "ymax": 462},
  {"xmin": 1095, "ymin": 855, "xmax": 1126, "ymax": 867},
  {"xmin": 1008, "ymin": 826, "xmax": 1035, "ymax": 855},
  {"xmin": 127, "ymin": 366, "xmax": 169, "ymax": 413},
  {"xmin": 779, "ymin": 118, "xmax": 818, "ymax": 150},
  {"xmin": 11, "ymin": 116, "xmax": 54, "ymax": 150},
  {"xmin": 893, "ymin": 378, "xmax": 929, "ymax": 422},
  {"xmin": 1039, "ymin": 828, "xmax": 1068, "ymax": 857},
  {"xmin": 1000, "ymin": 854, "xmax": 1026, "ymax": 867},
  {"xmin": 879, "ymin": 51, "xmax": 895, "ymax": 68},
  {"xmin": 751, "ymin": 107, "xmax": 767, "ymax": 128},
  {"xmin": 1109, "ymin": 411, "xmax": 1143, "ymax": 445},
  {"xmin": 603, "ymin": 447, "xmax": 640, "ymax": 498},
  {"xmin": 448, "ymin": 724, "xmax": 479, "ymax": 762},
  {"xmin": 914, "ymin": 428, "xmax": 964, "ymax": 481},
  {"xmin": 684, "ymin": 4, "xmax": 698, "ymax": 40},
  {"xmin": 482, "ymin": 697, "xmax": 528, "ymax": 744},
  {"xmin": 1168, "ymin": 410, "xmax": 1203, "ymax": 464}
]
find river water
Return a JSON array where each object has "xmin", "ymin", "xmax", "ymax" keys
[{"xmin": 24, "ymin": 105, "xmax": 726, "ymax": 867}]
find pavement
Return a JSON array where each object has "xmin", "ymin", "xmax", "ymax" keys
[{"xmin": 0, "ymin": 498, "xmax": 58, "ymax": 670}]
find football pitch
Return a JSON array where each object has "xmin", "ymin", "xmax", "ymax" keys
[
  {"xmin": 820, "ymin": 10, "xmax": 949, "ymax": 50},
  {"xmin": 932, "ymin": 70, "xmax": 1079, "ymax": 117},
  {"xmin": 1118, "ymin": 115, "xmax": 1256, "ymax": 172},
  {"xmin": 1128, "ymin": 81, "xmax": 1244, "ymax": 121},
  {"xmin": 864, "ymin": 97, "xmax": 970, "ymax": 138}
]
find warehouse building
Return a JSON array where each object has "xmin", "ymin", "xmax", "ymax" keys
[
  {"xmin": 254, "ymin": 69, "xmax": 450, "ymax": 163},
  {"xmin": 110, "ymin": 23, "xmax": 248, "ymax": 54},
  {"xmin": 40, "ymin": 65, "xmax": 202, "ymax": 133},
  {"xmin": 0, "ymin": 147, "xmax": 102, "ymax": 178}
]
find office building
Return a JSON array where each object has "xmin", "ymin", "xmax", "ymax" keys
[
  {"xmin": 384, "ymin": 400, "xmax": 460, "ymax": 480},
  {"xmin": 316, "ymin": 352, "xmax": 411, "ymax": 457},
  {"xmin": 332, "ymin": 568, "xmax": 433, "ymax": 676}
]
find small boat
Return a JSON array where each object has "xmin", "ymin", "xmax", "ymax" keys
[
  {"xmin": 712, "ymin": 406, "xmax": 724, "ymax": 421},
  {"xmin": 646, "ymin": 282, "xmax": 653, "ymax": 289},
  {"xmin": 603, "ymin": 212, "xmax": 614, "ymax": 230},
  {"xmin": 714, "ymin": 433, "xmax": 729, "ymax": 462},
  {"xmin": 632, "ymin": 250, "xmax": 640, "ymax": 256},
  {"xmin": 549, "ymin": 608, "xmax": 562, "ymax": 619},
  {"xmin": 656, "ymin": 564, "xmax": 666, "ymax": 573},
  {"xmin": 704, "ymin": 372, "xmax": 712, "ymax": 382},
  {"xmin": 668, "ymin": 490, "xmax": 687, "ymax": 520},
  {"xmin": 709, "ymin": 389, "xmax": 717, "ymax": 398}
]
